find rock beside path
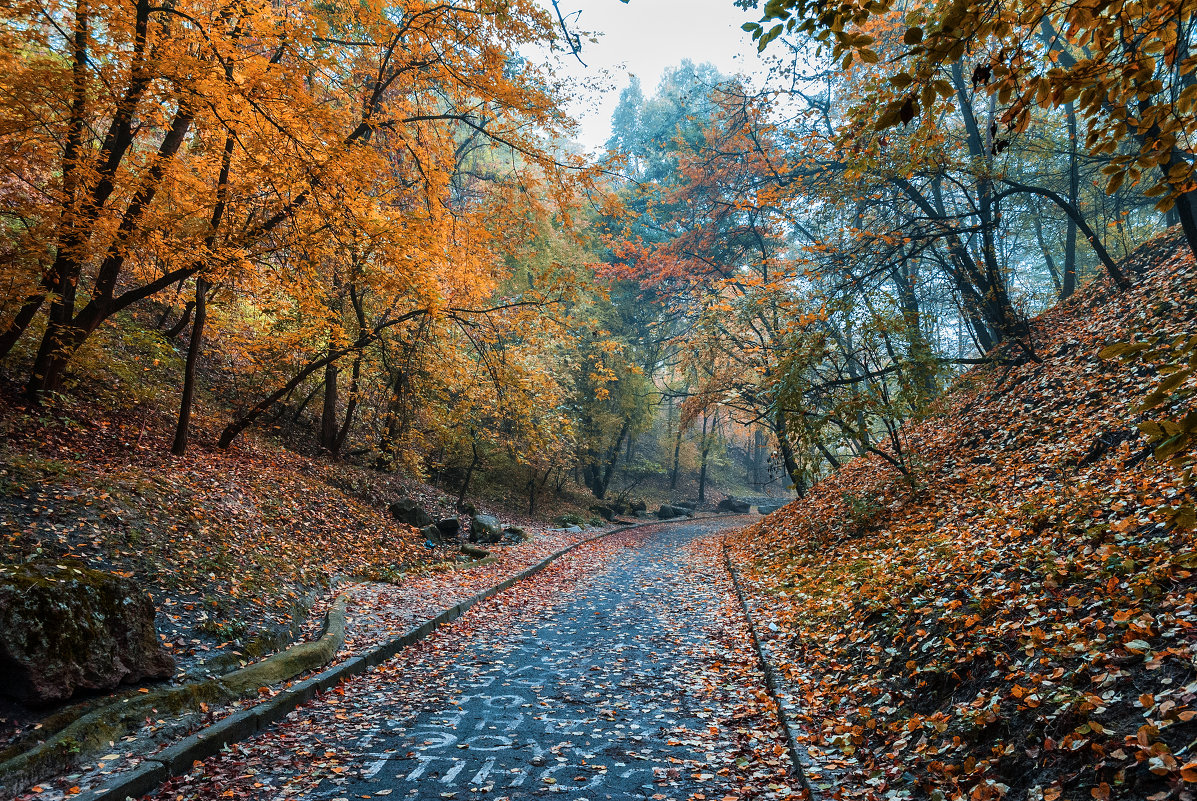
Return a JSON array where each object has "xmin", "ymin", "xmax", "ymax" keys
[
  {"xmin": 503, "ymin": 525, "xmax": 530, "ymax": 543},
  {"xmin": 389, "ymin": 497, "xmax": 434, "ymax": 529},
  {"xmin": 0, "ymin": 562, "xmax": 175, "ymax": 705},
  {"xmin": 469, "ymin": 514, "xmax": 503, "ymax": 544},
  {"xmin": 717, "ymin": 497, "xmax": 751, "ymax": 514},
  {"xmin": 589, "ymin": 505, "xmax": 615, "ymax": 521},
  {"xmin": 419, "ymin": 524, "xmax": 444, "ymax": 545}
]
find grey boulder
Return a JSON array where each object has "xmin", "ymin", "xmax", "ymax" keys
[
  {"xmin": 0, "ymin": 562, "xmax": 176, "ymax": 705},
  {"xmin": 589, "ymin": 505, "xmax": 615, "ymax": 522},
  {"xmin": 716, "ymin": 498, "xmax": 751, "ymax": 514},
  {"xmin": 389, "ymin": 497, "xmax": 433, "ymax": 529},
  {"xmin": 469, "ymin": 514, "xmax": 504, "ymax": 544},
  {"xmin": 503, "ymin": 526, "xmax": 530, "ymax": 543}
]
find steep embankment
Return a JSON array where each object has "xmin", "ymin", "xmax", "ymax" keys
[
  {"xmin": 729, "ymin": 232, "xmax": 1197, "ymax": 800},
  {"xmin": 0, "ymin": 383, "xmax": 563, "ymax": 751}
]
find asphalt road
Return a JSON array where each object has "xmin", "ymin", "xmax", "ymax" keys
[{"xmin": 313, "ymin": 519, "xmax": 755, "ymax": 801}]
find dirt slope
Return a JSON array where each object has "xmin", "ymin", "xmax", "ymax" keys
[
  {"xmin": 729, "ymin": 231, "xmax": 1197, "ymax": 801},
  {"xmin": 0, "ymin": 383, "xmax": 547, "ymax": 749}
]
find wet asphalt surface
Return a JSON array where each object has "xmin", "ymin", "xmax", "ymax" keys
[{"xmin": 310, "ymin": 520, "xmax": 744, "ymax": 801}]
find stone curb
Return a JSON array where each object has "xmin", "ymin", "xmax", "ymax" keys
[
  {"xmin": 721, "ymin": 539, "xmax": 820, "ymax": 799},
  {"xmin": 86, "ymin": 516, "xmax": 728, "ymax": 801}
]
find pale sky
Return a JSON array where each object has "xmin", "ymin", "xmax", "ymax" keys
[{"xmin": 537, "ymin": 0, "xmax": 767, "ymax": 152}]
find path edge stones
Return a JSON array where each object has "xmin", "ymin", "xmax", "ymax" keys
[
  {"xmin": 84, "ymin": 516, "xmax": 715, "ymax": 801},
  {"xmin": 721, "ymin": 539, "xmax": 820, "ymax": 800}
]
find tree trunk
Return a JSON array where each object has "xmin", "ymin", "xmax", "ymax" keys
[
  {"xmin": 527, "ymin": 466, "xmax": 538, "ymax": 515},
  {"xmin": 773, "ymin": 411, "xmax": 805, "ymax": 492},
  {"xmin": 27, "ymin": 315, "xmax": 91, "ymax": 398},
  {"xmin": 670, "ymin": 425, "xmax": 683, "ymax": 490},
  {"xmin": 164, "ymin": 301, "xmax": 196, "ymax": 339},
  {"xmin": 1033, "ymin": 214, "xmax": 1063, "ymax": 293},
  {"xmin": 0, "ymin": 0, "xmax": 89, "ymax": 364},
  {"xmin": 170, "ymin": 278, "xmax": 208, "ymax": 456},
  {"xmin": 319, "ymin": 355, "xmax": 338, "ymax": 453},
  {"xmin": 1173, "ymin": 191, "xmax": 1197, "ymax": 265},
  {"xmin": 1062, "ymin": 103, "xmax": 1079, "ymax": 299},
  {"xmin": 25, "ymin": 103, "xmax": 197, "ymax": 400},
  {"xmin": 458, "ymin": 441, "xmax": 480, "ymax": 511},
  {"xmin": 583, "ymin": 419, "xmax": 630, "ymax": 500},
  {"xmin": 377, "ymin": 381, "xmax": 404, "ymax": 470},
  {"xmin": 332, "ymin": 350, "xmax": 362, "ymax": 455}
]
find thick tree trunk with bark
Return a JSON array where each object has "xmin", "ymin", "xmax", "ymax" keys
[{"xmin": 1063, "ymin": 103, "xmax": 1080, "ymax": 299}]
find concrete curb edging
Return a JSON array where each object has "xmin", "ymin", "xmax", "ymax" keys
[
  {"xmin": 721, "ymin": 539, "xmax": 820, "ymax": 800},
  {"xmin": 85, "ymin": 516, "xmax": 720, "ymax": 801}
]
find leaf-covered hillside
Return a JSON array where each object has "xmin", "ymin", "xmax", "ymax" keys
[{"xmin": 729, "ymin": 231, "xmax": 1197, "ymax": 801}]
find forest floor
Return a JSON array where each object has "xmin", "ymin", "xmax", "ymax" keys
[{"xmin": 728, "ymin": 230, "xmax": 1197, "ymax": 801}]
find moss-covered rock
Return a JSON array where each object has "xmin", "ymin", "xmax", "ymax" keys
[
  {"xmin": 0, "ymin": 562, "xmax": 175, "ymax": 705},
  {"xmin": 469, "ymin": 514, "xmax": 503, "ymax": 544}
]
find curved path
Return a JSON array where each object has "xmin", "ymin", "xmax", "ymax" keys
[{"xmin": 150, "ymin": 519, "xmax": 798, "ymax": 801}]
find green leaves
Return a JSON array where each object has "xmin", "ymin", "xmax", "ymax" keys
[{"xmin": 757, "ymin": 23, "xmax": 785, "ymax": 51}]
